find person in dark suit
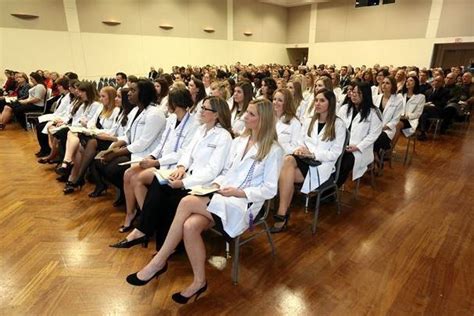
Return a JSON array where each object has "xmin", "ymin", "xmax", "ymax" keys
[
  {"xmin": 417, "ymin": 76, "xmax": 450, "ymax": 140},
  {"xmin": 418, "ymin": 70, "xmax": 431, "ymax": 95},
  {"xmin": 148, "ymin": 67, "xmax": 158, "ymax": 80},
  {"xmin": 339, "ymin": 66, "xmax": 351, "ymax": 88}
]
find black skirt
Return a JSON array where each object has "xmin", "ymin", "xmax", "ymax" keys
[{"xmin": 292, "ymin": 154, "xmax": 310, "ymax": 177}]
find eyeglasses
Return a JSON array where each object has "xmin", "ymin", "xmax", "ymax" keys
[{"xmin": 201, "ymin": 107, "xmax": 217, "ymax": 113}]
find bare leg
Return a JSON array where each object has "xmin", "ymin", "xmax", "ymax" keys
[
  {"xmin": 135, "ymin": 195, "xmax": 212, "ymax": 280},
  {"xmin": 0, "ymin": 106, "xmax": 13, "ymax": 125},
  {"xmin": 62, "ymin": 131, "xmax": 80, "ymax": 166},
  {"xmin": 134, "ymin": 168, "xmax": 156, "ymax": 210},
  {"xmin": 179, "ymin": 214, "xmax": 211, "ymax": 296},
  {"xmin": 276, "ymin": 155, "xmax": 305, "ymax": 218},
  {"xmin": 123, "ymin": 166, "xmax": 154, "ymax": 229}
]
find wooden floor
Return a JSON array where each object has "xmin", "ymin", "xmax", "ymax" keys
[{"xmin": 1, "ymin": 122, "xmax": 473, "ymax": 315}]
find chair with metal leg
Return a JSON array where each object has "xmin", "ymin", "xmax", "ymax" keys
[
  {"xmin": 403, "ymin": 134, "xmax": 416, "ymax": 165},
  {"xmin": 302, "ymin": 129, "xmax": 349, "ymax": 234},
  {"xmin": 210, "ymin": 200, "xmax": 275, "ymax": 284}
]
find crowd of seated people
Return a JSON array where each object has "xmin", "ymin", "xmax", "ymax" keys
[{"xmin": 1, "ymin": 61, "xmax": 473, "ymax": 304}]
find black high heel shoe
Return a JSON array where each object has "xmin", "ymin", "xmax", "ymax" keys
[
  {"xmin": 171, "ymin": 282, "xmax": 208, "ymax": 304},
  {"xmin": 63, "ymin": 178, "xmax": 85, "ymax": 194},
  {"xmin": 126, "ymin": 262, "xmax": 168, "ymax": 286},
  {"xmin": 109, "ymin": 235, "xmax": 149, "ymax": 249},
  {"xmin": 88, "ymin": 183, "xmax": 108, "ymax": 198},
  {"xmin": 56, "ymin": 161, "xmax": 73, "ymax": 176},
  {"xmin": 269, "ymin": 214, "xmax": 289, "ymax": 233},
  {"xmin": 119, "ymin": 210, "xmax": 141, "ymax": 233}
]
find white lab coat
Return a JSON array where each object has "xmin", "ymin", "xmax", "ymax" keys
[
  {"xmin": 117, "ymin": 105, "xmax": 166, "ymax": 160},
  {"xmin": 231, "ymin": 109, "xmax": 246, "ymax": 135},
  {"xmin": 208, "ymin": 137, "xmax": 283, "ymax": 238},
  {"xmin": 401, "ymin": 93, "xmax": 425, "ymax": 136},
  {"xmin": 298, "ymin": 117, "xmax": 346, "ymax": 194},
  {"xmin": 276, "ymin": 116, "xmax": 301, "ymax": 155},
  {"xmin": 71, "ymin": 101, "xmax": 103, "ymax": 128},
  {"xmin": 156, "ymin": 95, "xmax": 169, "ymax": 117},
  {"xmin": 338, "ymin": 105, "xmax": 383, "ymax": 180},
  {"xmin": 150, "ymin": 112, "xmax": 198, "ymax": 169},
  {"xmin": 371, "ymin": 85, "xmax": 382, "ymax": 103},
  {"xmin": 176, "ymin": 124, "xmax": 233, "ymax": 189},
  {"xmin": 295, "ymin": 99, "xmax": 310, "ymax": 121},
  {"xmin": 97, "ymin": 107, "xmax": 121, "ymax": 134},
  {"xmin": 373, "ymin": 94, "xmax": 403, "ymax": 140},
  {"xmin": 41, "ymin": 93, "xmax": 73, "ymax": 134}
]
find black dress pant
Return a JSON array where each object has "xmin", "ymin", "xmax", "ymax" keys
[
  {"xmin": 137, "ymin": 177, "xmax": 189, "ymax": 250},
  {"xmin": 35, "ymin": 121, "xmax": 51, "ymax": 154},
  {"xmin": 373, "ymin": 131, "xmax": 391, "ymax": 152},
  {"xmin": 336, "ymin": 152, "xmax": 355, "ymax": 187},
  {"xmin": 10, "ymin": 103, "xmax": 43, "ymax": 130}
]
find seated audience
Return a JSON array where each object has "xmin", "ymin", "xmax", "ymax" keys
[
  {"xmin": 271, "ymin": 89, "xmax": 345, "ymax": 232},
  {"xmin": 124, "ymin": 99, "xmax": 283, "ymax": 305},
  {"xmin": 273, "ymin": 88, "xmax": 301, "ymax": 155}
]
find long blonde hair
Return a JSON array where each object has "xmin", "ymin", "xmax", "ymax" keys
[
  {"xmin": 100, "ymin": 86, "xmax": 117, "ymax": 118},
  {"xmin": 308, "ymin": 88, "xmax": 337, "ymax": 141},
  {"xmin": 242, "ymin": 99, "xmax": 278, "ymax": 161}
]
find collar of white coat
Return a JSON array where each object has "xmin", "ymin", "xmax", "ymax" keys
[{"xmin": 236, "ymin": 135, "xmax": 258, "ymax": 161}]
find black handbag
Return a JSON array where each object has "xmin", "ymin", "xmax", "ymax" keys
[{"xmin": 299, "ymin": 156, "xmax": 321, "ymax": 167}]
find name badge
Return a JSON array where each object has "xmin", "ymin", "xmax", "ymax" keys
[{"xmin": 207, "ymin": 144, "xmax": 217, "ymax": 148}]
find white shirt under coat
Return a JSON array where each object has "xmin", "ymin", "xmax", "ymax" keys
[
  {"xmin": 373, "ymin": 93, "xmax": 403, "ymax": 140},
  {"xmin": 338, "ymin": 105, "xmax": 383, "ymax": 180},
  {"xmin": 175, "ymin": 124, "xmax": 233, "ymax": 189},
  {"xmin": 149, "ymin": 112, "xmax": 198, "ymax": 169},
  {"xmin": 118, "ymin": 105, "xmax": 166, "ymax": 160},
  {"xmin": 276, "ymin": 116, "xmax": 301, "ymax": 155},
  {"xmin": 207, "ymin": 136, "xmax": 283, "ymax": 238},
  {"xmin": 401, "ymin": 93, "xmax": 426, "ymax": 136},
  {"xmin": 298, "ymin": 117, "xmax": 346, "ymax": 194}
]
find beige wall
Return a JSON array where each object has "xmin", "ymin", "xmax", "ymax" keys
[
  {"xmin": 315, "ymin": 0, "xmax": 432, "ymax": 42},
  {"xmin": 437, "ymin": 0, "xmax": 474, "ymax": 38},
  {"xmin": 233, "ymin": 0, "xmax": 287, "ymax": 43},
  {"xmin": 0, "ymin": 0, "xmax": 68, "ymax": 31},
  {"xmin": 287, "ymin": 5, "xmax": 310, "ymax": 44},
  {"xmin": 76, "ymin": 0, "xmax": 227, "ymax": 40}
]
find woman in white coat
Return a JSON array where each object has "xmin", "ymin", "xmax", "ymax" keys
[
  {"xmin": 96, "ymin": 80, "xmax": 166, "ymax": 206},
  {"xmin": 271, "ymin": 89, "xmax": 346, "ymax": 233},
  {"xmin": 110, "ymin": 96, "xmax": 233, "ymax": 248},
  {"xmin": 273, "ymin": 88, "xmax": 301, "ymax": 155},
  {"xmin": 336, "ymin": 82, "xmax": 383, "ymax": 187},
  {"xmin": 230, "ymin": 81, "xmax": 253, "ymax": 136},
  {"xmin": 116, "ymin": 88, "xmax": 197, "ymax": 232},
  {"xmin": 124, "ymin": 99, "xmax": 283, "ymax": 304},
  {"xmin": 372, "ymin": 76, "xmax": 403, "ymax": 154},
  {"xmin": 392, "ymin": 75, "xmax": 425, "ymax": 147}
]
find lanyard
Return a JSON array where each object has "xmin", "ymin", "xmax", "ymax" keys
[
  {"xmin": 156, "ymin": 112, "xmax": 190, "ymax": 158},
  {"xmin": 238, "ymin": 160, "xmax": 257, "ymax": 189}
]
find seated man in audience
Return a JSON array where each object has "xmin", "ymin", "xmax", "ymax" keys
[
  {"xmin": 417, "ymin": 76, "xmax": 450, "ymax": 140},
  {"xmin": 419, "ymin": 70, "xmax": 431, "ymax": 95}
]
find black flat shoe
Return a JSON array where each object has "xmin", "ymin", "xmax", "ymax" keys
[
  {"xmin": 88, "ymin": 183, "xmax": 108, "ymax": 198},
  {"xmin": 171, "ymin": 283, "xmax": 208, "ymax": 304},
  {"xmin": 269, "ymin": 214, "xmax": 289, "ymax": 233},
  {"xmin": 126, "ymin": 262, "xmax": 168, "ymax": 286},
  {"xmin": 119, "ymin": 210, "xmax": 141, "ymax": 233},
  {"xmin": 109, "ymin": 236, "xmax": 149, "ymax": 248}
]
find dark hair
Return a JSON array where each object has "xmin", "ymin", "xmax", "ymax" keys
[
  {"xmin": 154, "ymin": 78, "xmax": 169, "ymax": 103},
  {"xmin": 384, "ymin": 76, "xmax": 397, "ymax": 95},
  {"xmin": 128, "ymin": 75, "xmax": 138, "ymax": 83},
  {"xmin": 402, "ymin": 75, "xmax": 420, "ymax": 95},
  {"xmin": 262, "ymin": 77, "xmax": 277, "ymax": 99},
  {"xmin": 56, "ymin": 77, "xmax": 70, "ymax": 90},
  {"xmin": 168, "ymin": 87, "xmax": 193, "ymax": 111},
  {"xmin": 120, "ymin": 88, "xmax": 134, "ymax": 126},
  {"xmin": 232, "ymin": 81, "xmax": 253, "ymax": 117},
  {"xmin": 135, "ymin": 79, "xmax": 157, "ymax": 107},
  {"xmin": 308, "ymin": 88, "xmax": 337, "ymax": 141},
  {"xmin": 191, "ymin": 78, "xmax": 206, "ymax": 104},
  {"xmin": 116, "ymin": 72, "xmax": 127, "ymax": 80},
  {"xmin": 77, "ymin": 81, "xmax": 99, "ymax": 107},
  {"xmin": 357, "ymin": 82, "xmax": 377, "ymax": 122},
  {"xmin": 30, "ymin": 72, "xmax": 45, "ymax": 87},
  {"xmin": 161, "ymin": 73, "xmax": 173, "ymax": 87}
]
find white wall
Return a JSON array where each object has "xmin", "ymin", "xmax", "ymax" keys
[{"xmin": 0, "ymin": 27, "xmax": 289, "ymax": 80}]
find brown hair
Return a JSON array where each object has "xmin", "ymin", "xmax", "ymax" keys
[
  {"xmin": 273, "ymin": 88, "xmax": 297, "ymax": 124},
  {"xmin": 307, "ymin": 88, "xmax": 337, "ymax": 142},
  {"xmin": 203, "ymin": 96, "xmax": 233, "ymax": 138},
  {"xmin": 100, "ymin": 86, "xmax": 117, "ymax": 118}
]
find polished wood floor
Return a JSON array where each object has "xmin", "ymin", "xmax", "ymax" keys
[{"xmin": 1, "ymin": 122, "xmax": 473, "ymax": 315}]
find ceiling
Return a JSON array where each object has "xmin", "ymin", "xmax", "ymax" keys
[{"xmin": 258, "ymin": 0, "xmax": 332, "ymax": 7}]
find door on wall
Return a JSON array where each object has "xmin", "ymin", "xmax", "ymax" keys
[
  {"xmin": 287, "ymin": 48, "xmax": 309, "ymax": 66},
  {"xmin": 431, "ymin": 42, "xmax": 474, "ymax": 69}
]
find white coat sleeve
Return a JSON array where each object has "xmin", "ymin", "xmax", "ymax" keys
[
  {"xmin": 285, "ymin": 119, "xmax": 302, "ymax": 155},
  {"xmin": 182, "ymin": 133, "xmax": 233, "ymax": 189},
  {"xmin": 86, "ymin": 103, "xmax": 103, "ymax": 129},
  {"xmin": 385, "ymin": 96, "xmax": 403, "ymax": 131},
  {"xmin": 127, "ymin": 109, "xmax": 166, "ymax": 154},
  {"xmin": 158, "ymin": 122, "xmax": 198, "ymax": 166},
  {"xmin": 242, "ymin": 146, "xmax": 283, "ymax": 203},
  {"xmin": 407, "ymin": 95, "xmax": 425, "ymax": 120},
  {"xmin": 356, "ymin": 110, "xmax": 383, "ymax": 152},
  {"xmin": 315, "ymin": 120, "xmax": 346, "ymax": 162}
]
